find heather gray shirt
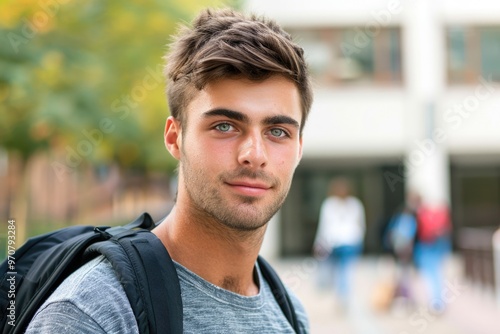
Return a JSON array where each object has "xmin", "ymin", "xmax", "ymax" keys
[{"xmin": 26, "ymin": 256, "xmax": 309, "ymax": 333}]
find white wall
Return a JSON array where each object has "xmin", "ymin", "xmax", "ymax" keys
[
  {"xmin": 302, "ymin": 88, "xmax": 409, "ymax": 158},
  {"xmin": 439, "ymin": 88, "xmax": 500, "ymax": 154}
]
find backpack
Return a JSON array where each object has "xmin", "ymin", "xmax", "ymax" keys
[
  {"xmin": 0, "ymin": 213, "xmax": 300, "ymax": 334},
  {"xmin": 416, "ymin": 205, "xmax": 451, "ymax": 243}
]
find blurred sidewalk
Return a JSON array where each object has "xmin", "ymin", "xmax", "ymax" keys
[{"xmin": 271, "ymin": 255, "xmax": 500, "ymax": 334}]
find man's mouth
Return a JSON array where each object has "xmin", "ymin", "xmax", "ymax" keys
[{"xmin": 225, "ymin": 180, "xmax": 271, "ymax": 197}]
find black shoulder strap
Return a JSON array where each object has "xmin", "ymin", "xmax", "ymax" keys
[
  {"xmin": 257, "ymin": 256, "xmax": 300, "ymax": 333},
  {"xmin": 87, "ymin": 230, "xmax": 183, "ymax": 334},
  {"xmin": 104, "ymin": 212, "xmax": 156, "ymax": 236}
]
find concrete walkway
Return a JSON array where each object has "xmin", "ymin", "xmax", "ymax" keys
[{"xmin": 271, "ymin": 255, "xmax": 500, "ymax": 334}]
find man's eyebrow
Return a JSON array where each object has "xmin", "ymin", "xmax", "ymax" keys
[
  {"xmin": 203, "ymin": 108, "xmax": 248, "ymax": 122},
  {"xmin": 203, "ymin": 108, "xmax": 300, "ymax": 128},
  {"xmin": 263, "ymin": 115, "xmax": 300, "ymax": 129}
]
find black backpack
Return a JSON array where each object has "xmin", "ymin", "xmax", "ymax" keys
[{"xmin": 0, "ymin": 213, "xmax": 300, "ymax": 334}]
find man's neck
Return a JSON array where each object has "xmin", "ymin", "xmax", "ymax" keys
[{"xmin": 153, "ymin": 205, "xmax": 266, "ymax": 296}]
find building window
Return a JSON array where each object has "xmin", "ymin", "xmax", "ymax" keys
[
  {"xmin": 447, "ymin": 26, "xmax": 500, "ymax": 84},
  {"xmin": 451, "ymin": 165, "xmax": 500, "ymax": 228},
  {"xmin": 288, "ymin": 27, "xmax": 402, "ymax": 86}
]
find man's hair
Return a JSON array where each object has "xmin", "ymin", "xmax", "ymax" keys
[{"xmin": 164, "ymin": 8, "xmax": 313, "ymax": 134}]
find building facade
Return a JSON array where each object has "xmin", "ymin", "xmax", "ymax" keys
[{"xmin": 245, "ymin": 0, "xmax": 500, "ymax": 257}]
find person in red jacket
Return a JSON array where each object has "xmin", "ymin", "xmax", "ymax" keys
[{"xmin": 414, "ymin": 200, "xmax": 452, "ymax": 313}]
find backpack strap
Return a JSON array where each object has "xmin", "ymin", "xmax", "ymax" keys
[
  {"xmin": 103, "ymin": 212, "xmax": 156, "ymax": 236},
  {"xmin": 257, "ymin": 256, "xmax": 300, "ymax": 333},
  {"xmin": 87, "ymin": 230, "xmax": 183, "ymax": 334}
]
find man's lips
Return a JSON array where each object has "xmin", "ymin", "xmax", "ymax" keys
[{"xmin": 226, "ymin": 180, "xmax": 271, "ymax": 196}]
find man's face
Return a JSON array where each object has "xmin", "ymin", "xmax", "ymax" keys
[{"xmin": 165, "ymin": 75, "xmax": 303, "ymax": 231}]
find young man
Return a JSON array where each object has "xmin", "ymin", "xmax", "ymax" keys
[{"xmin": 27, "ymin": 8, "xmax": 313, "ymax": 333}]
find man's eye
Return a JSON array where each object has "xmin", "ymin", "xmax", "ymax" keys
[
  {"xmin": 215, "ymin": 123, "xmax": 232, "ymax": 132},
  {"xmin": 270, "ymin": 128, "xmax": 286, "ymax": 137}
]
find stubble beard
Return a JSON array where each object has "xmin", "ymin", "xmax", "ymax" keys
[{"xmin": 180, "ymin": 160, "xmax": 291, "ymax": 232}]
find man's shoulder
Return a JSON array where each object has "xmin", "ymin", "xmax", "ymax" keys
[
  {"xmin": 44, "ymin": 256, "xmax": 121, "ymax": 301},
  {"xmin": 26, "ymin": 256, "xmax": 138, "ymax": 333}
]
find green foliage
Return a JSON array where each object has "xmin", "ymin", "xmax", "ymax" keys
[{"xmin": 0, "ymin": 0, "xmax": 237, "ymax": 171}]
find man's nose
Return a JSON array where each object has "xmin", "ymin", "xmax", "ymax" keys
[{"xmin": 237, "ymin": 132, "xmax": 268, "ymax": 169}]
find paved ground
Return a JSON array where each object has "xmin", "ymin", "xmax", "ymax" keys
[{"xmin": 271, "ymin": 255, "xmax": 500, "ymax": 334}]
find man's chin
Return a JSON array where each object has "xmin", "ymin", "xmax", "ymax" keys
[{"xmin": 217, "ymin": 208, "xmax": 272, "ymax": 232}]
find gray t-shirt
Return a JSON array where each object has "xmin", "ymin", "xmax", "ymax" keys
[{"xmin": 26, "ymin": 256, "xmax": 309, "ymax": 333}]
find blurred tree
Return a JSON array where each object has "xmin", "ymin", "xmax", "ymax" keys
[
  {"xmin": 0, "ymin": 0, "xmax": 239, "ymax": 241},
  {"xmin": 1, "ymin": 0, "xmax": 240, "ymax": 170}
]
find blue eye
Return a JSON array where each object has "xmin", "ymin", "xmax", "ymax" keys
[
  {"xmin": 270, "ymin": 128, "xmax": 285, "ymax": 137},
  {"xmin": 216, "ymin": 123, "xmax": 232, "ymax": 132}
]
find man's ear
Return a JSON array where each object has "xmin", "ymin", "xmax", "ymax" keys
[{"xmin": 164, "ymin": 116, "xmax": 181, "ymax": 160}]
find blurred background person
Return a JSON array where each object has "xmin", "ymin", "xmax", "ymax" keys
[
  {"xmin": 313, "ymin": 177, "xmax": 366, "ymax": 310},
  {"xmin": 414, "ymin": 198, "xmax": 452, "ymax": 313},
  {"xmin": 383, "ymin": 191, "xmax": 420, "ymax": 310}
]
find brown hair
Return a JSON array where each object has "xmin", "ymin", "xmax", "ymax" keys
[{"xmin": 164, "ymin": 8, "xmax": 313, "ymax": 134}]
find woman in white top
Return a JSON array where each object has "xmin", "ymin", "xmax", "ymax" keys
[{"xmin": 313, "ymin": 177, "xmax": 366, "ymax": 308}]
